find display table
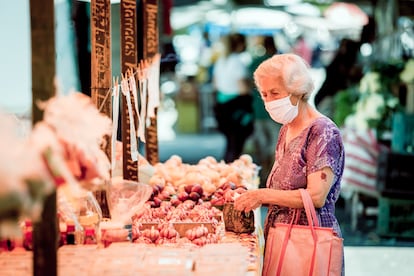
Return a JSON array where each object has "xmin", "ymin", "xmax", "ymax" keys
[
  {"xmin": 0, "ymin": 230, "xmax": 262, "ymax": 276},
  {"xmin": 0, "ymin": 151, "xmax": 263, "ymax": 275}
]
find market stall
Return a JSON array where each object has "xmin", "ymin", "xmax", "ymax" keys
[
  {"xmin": 0, "ymin": 1, "xmax": 265, "ymax": 275},
  {"xmin": 0, "ymin": 138, "xmax": 264, "ymax": 275},
  {"xmin": 0, "ymin": 77, "xmax": 266, "ymax": 276}
]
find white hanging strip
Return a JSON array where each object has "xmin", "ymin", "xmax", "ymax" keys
[
  {"xmin": 111, "ymin": 78, "xmax": 120, "ymax": 173},
  {"xmin": 129, "ymin": 73, "xmax": 139, "ymax": 123},
  {"xmin": 120, "ymin": 76, "xmax": 138, "ymax": 162},
  {"xmin": 146, "ymin": 54, "xmax": 161, "ymax": 118},
  {"xmin": 137, "ymin": 68, "xmax": 147, "ymax": 142},
  {"xmin": 129, "ymin": 72, "xmax": 145, "ymax": 143}
]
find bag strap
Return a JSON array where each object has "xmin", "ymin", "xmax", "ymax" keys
[
  {"xmin": 299, "ymin": 188, "xmax": 319, "ymax": 276},
  {"xmin": 299, "ymin": 189, "xmax": 320, "ymax": 227},
  {"xmin": 276, "ymin": 189, "xmax": 319, "ymax": 276},
  {"xmin": 277, "ymin": 213, "xmax": 296, "ymax": 276}
]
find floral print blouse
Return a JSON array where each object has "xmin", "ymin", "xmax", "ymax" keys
[{"xmin": 264, "ymin": 116, "xmax": 345, "ymax": 239}]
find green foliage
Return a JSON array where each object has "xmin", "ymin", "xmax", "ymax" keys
[
  {"xmin": 371, "ymin": 60, "xmax": 406, "ymax": 87},
  {"xmin": 333, "ymin": 60, "xmax": 406, "ymax": 135},
  {"xmin": 333, "ymin": 86, "xmax": 359, "ymax": 127}
]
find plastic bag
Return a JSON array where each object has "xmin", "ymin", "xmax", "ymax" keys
[{"xmin": 107, "ymin": 177, "xmax": 152, "ymax": 224}]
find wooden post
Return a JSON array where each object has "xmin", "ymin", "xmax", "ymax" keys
[
  {"xmin": 142, "ymin": 0, "xmax": 159, "ymax": 165},
  {"xmin": 120, "ymin": 0, "xmax": 139, "ymax": 181},
  {"xmin": 30, "ymin": 0, "xmax": 58, "ymax": 275},
  {"xmin": 31, "ymin": 0, "xmax": 56, "ymax": 124},
  {"xmin": 91, "ymin": 0, "xmax": 112, "ymax": 218},
  {"xmin": 91, "ymin": 0, "xmax": 112, "ymax": 128}
]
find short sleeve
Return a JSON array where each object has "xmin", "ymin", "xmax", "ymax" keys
[{"xmin": 305, "ymin": 120, "xmax": 344, "ymax": 177}]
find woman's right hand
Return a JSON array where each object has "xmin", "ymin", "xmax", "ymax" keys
[{"xmin": 234, "ymin": 189, "xmax": 263, "ymax": 213}]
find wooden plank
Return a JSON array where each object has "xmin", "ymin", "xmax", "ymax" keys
[
  {"xmin": 142, "ymin": 0, "xmax": 159, "ymax": 165},
  {"xmin": 31, "ymin": 0, "xmax": 56, "ymax": 124},
  {"xmin": 30, "ymin": 0, "xmax": 58, "ymax": 275},
  {"xmin": 120, "ymin": 0, "xmax": 139, "ymax": 181},
  {"xmin": 91, "ymin": 0, "xmax": 112, "ymax": 219},
  {"xmin": 91, "ymin": 0, "xmax": 112, "ymax": 135}
]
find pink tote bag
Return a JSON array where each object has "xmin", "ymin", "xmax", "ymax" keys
[{"xmin": 262, "ymin": 189, "xmax": 343, "ymax": 276}]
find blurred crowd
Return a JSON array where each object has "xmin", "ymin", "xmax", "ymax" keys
[{"xmin": 161, "ymin": 19, "xmax": 376, "ymax": 186}]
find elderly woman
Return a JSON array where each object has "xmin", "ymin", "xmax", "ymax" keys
[{"xmin": 233, "ymin": 53, "xmax": 345, "ymax": 275}]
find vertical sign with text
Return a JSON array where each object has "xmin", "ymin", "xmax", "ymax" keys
[
  {"xmin": 143, "ymin": 0, "xmax": 159, "ymax": 165},
  {"xmin": 91, "ymin": 0, "xmax": 112, "ymax": 159},
  {"xmin": 121, "ymin": 0, "xmax": 139, "ymax": 181},
  {"xmin": 91, "ymin": 0, "xmax": 112, "ymax": 219}
]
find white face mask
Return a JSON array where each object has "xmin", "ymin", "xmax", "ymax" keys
[{"xmin": 265, "ymin": 95, "xmax": 299, "ymax": 125}]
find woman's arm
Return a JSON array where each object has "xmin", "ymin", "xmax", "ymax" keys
[
  {"xmin": 306, "ymin": 166, "xmax": 334, "ymax": 208},
  {"xmin": 234, "ymin": 166, "xmax": 334, "ymax": 212}
]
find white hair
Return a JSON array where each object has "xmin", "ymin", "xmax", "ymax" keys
[{"xmin": 253, "ymin": 53, "xmax": 314, "ymax": 100}]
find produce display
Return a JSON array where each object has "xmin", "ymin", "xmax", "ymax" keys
[
  {"xmin": 0, "ymin": 113, "xmax": 262, "ymax": 273},
  {"xmin": 119, "ymin": 154, "xmax": 260, "ymax": 247},
  {"xmin": 132, "ymin": 200, "xmax": 222, "ymax": 246},
  {"xmin": 146, "ymin": 154, "xmax": 258, "ymax": 208},
  {"xmin": 8, "ymin": 145, "xmax": 260, "ymax": 250}
]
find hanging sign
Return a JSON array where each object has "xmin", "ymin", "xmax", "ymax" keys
[
  {"xmin": 120, "ymin": 0, "xmax": 139, "ymax": 181},
  {"xmin": 91, "ymin": 0, "xmax": 112, "ymax": 219},
  {"xmin": 142, "ymin": 0, "xmax": 159, "ymax": 165},
  {"xmin": 91, "ymin": 0, "xmax": 112, "ymax": 159}
]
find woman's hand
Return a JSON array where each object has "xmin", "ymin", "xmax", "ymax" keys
[{"xmin": 233, "ymin": 190, "xmax": 263, "ymax": 213}]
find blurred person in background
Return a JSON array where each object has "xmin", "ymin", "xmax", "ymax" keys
[
  {"xmin": 248, "ymin": 35, "xmax": 281, "ymax": 187},
  {"xmin": 314, "ymin": 38, "xmax": 363, "ymax": 119},
  {"xmin": 213, "ymin": 33, "xmax": 254, "ymax": 163},
  {"xmin": 314, "ymin": 17, "xmax": 376, "ymax": 119},
  {"xmin": 293, "ymin": 35, "xmax": 313, "ymax": 66},
  {"xmin": 197, "ymin": 30, "xmax": 215, "ymax": 85}
]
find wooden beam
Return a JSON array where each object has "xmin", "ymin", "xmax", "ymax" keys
[
  {"xmin": 31, "ymin": 0, "xmax": 56, "ymax": 124},
  {"xmin": 91, "ymin": 0, "xmax": 112, "ymax": 134},
  {"xmin": 91, "ymin": 0, "xmax": 112, "ymax": 219},
  {"xmin": 143, "ymin": 0, "xmax": 160, "ymax": 165},
  {"xmin": 30, "ymin": 0, "xmax": 58, "ymax": 275}
]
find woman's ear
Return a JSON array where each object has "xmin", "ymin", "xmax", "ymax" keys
[{"xmin": 290, "ymin": 94, "xmax": 301, "ymax": 105}]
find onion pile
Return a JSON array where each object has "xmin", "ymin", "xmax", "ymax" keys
[{"xmin": 146, "ymin": 154, "xmax": 258, "ymax": 209}]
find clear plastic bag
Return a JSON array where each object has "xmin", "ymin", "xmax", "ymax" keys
[{"xmin": 107, "ymin": 177, "xmax": 152, "ymax": 224}]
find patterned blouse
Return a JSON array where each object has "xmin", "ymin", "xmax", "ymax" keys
[{"xmin": 264, "ymin": 116, "xmax": 345, "ymax": 240}]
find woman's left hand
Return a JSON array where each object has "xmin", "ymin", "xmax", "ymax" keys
[{"xmin": 233, "ymin": 190, "xmax": 262, "ymax": 213}]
